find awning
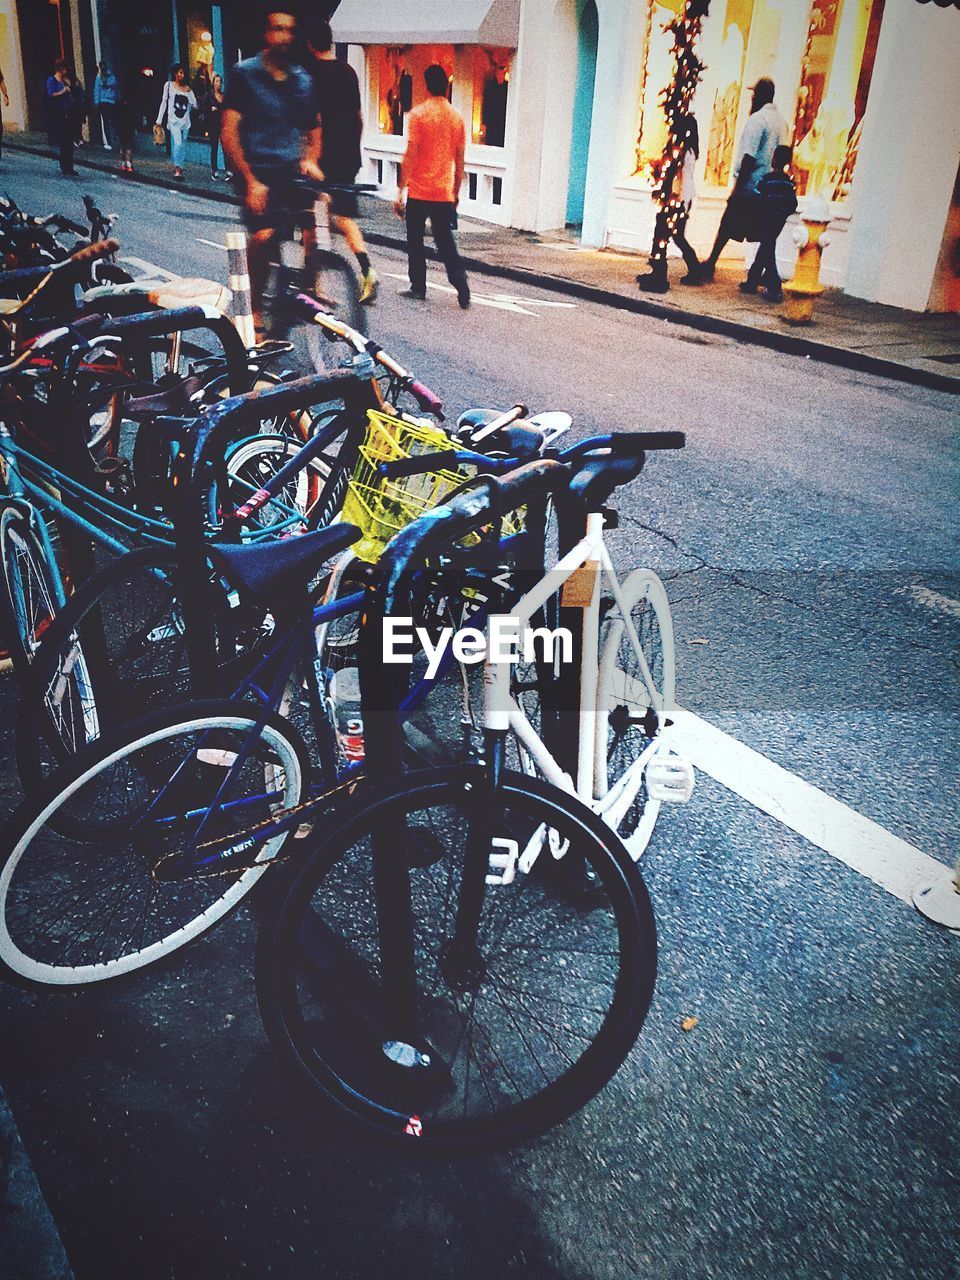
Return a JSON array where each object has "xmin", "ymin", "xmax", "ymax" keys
[{"xmin": 331, "ymin": 0, "xmax": 520, "ymax": 48}]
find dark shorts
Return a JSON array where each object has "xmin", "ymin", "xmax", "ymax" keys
[
  {"xmin": 236, "ymin": 166, "xmax": 315, "ymax": 235},
  {"xmin": 324, "ymin": 169, "xmax": 360, "ymax": 219}
]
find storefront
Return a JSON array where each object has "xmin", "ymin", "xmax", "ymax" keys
[{"xmin": 331, "ymin": 0, "xmax": 520, "ymax": 224}]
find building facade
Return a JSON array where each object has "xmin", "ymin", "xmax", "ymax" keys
[{"xmin": 334, "ymin": 0, "xmax": 960, "ymax": 311}]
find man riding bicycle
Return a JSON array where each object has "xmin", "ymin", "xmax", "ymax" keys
[{"xmin": 221, "ymin": 9, "xmax": 323, "ymax": 337}]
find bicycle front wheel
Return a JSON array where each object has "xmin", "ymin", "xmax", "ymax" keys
[
  {"xmin": 304, "ymin": 250, "xmax": 366, "ymax": 374},
  {"xmin": 0, "ymin": 700, "xmax": 310, "ymax": 988},
  {"xmin": 595, "ymin": 569, "xmax": 677, "ymax": 860},
  {"xmin": 256, "ymin": 767, "xmax": 656, "ymax": 1153}
]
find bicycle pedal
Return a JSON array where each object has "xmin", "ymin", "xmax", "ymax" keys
[{"xmin": 646, "ymin": 754, "xmax": 695, "ymax": 804}]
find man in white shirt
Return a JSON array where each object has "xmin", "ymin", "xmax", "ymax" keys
[{"xmin": 701, "ymin": 78, "xmax": 786, "ymax": 281}]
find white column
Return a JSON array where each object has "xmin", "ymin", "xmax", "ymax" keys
[
  {"xmin": 843, "ymin": 0, "xmax": 960, "ymax": 310},
  {"xmin": 504, "ymin": 0, "xmax": 578, "ymax": 233},
  {"xmin": 581, "ymin": 0, "xmax": 646, "ymax": 247}
]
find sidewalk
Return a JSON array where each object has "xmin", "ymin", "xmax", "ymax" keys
[{"xmin": 7, "ymin": 131, "xmax": 960, "ymax": 394}]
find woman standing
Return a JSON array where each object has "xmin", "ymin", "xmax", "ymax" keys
[
  {"xmin": 45, "ymin": 60, "xmax": 77, "ymax": 176},
  {"xmin": 155, "ymin": 64, "xmax": 196, "ymax": 181},
  {"xmin": 207, "ymin": 73, "xmax": 227, "ymax": 180}
]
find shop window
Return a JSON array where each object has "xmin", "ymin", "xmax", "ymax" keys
[
  {"xmin": 632, "ymin": 0, "xmax": 684, "ymax": 179},
  {"xmin": 378, "ymin": 46, "xmax": 414, "ymax": 136},
  {"xmin": 703, "ymin": 0, "xmax": 756, "ymax": 186},
  {"xmin": 376, "ymin": 45, "xmax": 454, "ymax": 136},
  {"xmin": 182, "ymin": 4, "xmax": 214, "ymax": 136},
  {"xmin": 792, "ymin": 0, "xmax": 885, "ymax": 201},
  {"xmin": 471, "ymin": 48, "xmax": 511, "ymax": 147}
]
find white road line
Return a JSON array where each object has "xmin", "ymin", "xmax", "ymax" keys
[
  {"xmin": 196, "ymin": 237, "xmax": 228, "ymax": 252},
  {"xmin": 383, "ymin": 271, "xmax": 574, "ymax": 317},
  {"xmin": 671, "ymin": 707, "xmax": 953, "ymax": 907}
]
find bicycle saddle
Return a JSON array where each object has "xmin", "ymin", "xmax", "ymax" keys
[
  {"xmin": 147, "ymin": 278, "xmax": 233, "ymax": 313},
  {"xmin": 123, "ymin": 374, "xmax": 206, "ymax": 421},
  {"xmin": 569, "ymin": 453, "xmax": 646, "ymax": 509},
  {"xmin": 209, "ymin": 524, "xmax": 361, "ymax": 605},
  {"xmin": 454, "ymin": 409, "xmax": 544, "ymax": 458}
]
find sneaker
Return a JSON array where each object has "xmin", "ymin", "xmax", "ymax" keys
[
  {"xmin": 739, "ymin": 280, "xmax": 759, "ymax": 294},
  {"xmin": 765, "ymin": 287, "xmax": 784, "ymax": 303},
  {"xmin": 210, "ymin": 171, "xmax": 220, "ymax": 181},
  {"xmin": 359, "ymin": 268, "xmax": 379, "ymax": 305},
  {"xmin": 456, "ymin": 278, "xmax": 471, "ymax": 309},
  {"xmin": 399, "ymin": 286, "xmax": 426, "ymax": 301}
]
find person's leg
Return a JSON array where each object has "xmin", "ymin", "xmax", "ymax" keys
[
  {"xmin": 429, "ymin": 203, "xmax": 469, "ymax": 306},
  {"xmin": 404, "ymin": 199, "xmax": 429, "ymax": 297},
  {"xmin": 637, "ymin": 210, "xmax": 670, "ymax": 292},
  {"xmin": 246, "ymin": 226, "xmax": 276, "ymax": 333},
  {"xmin": 58, "ymin": 120, "xmax": 75, "ymax": 174},
  {"xmin": 758, "ymin": 237, "xmax": 782, "ymax": 298},
  {"xmin": 170, "ymin": 123, "xmax": 186, "ymax": 174},
  {"xmin": 675, "ymin": 221, "xmax": 702, "ymax": 280},
  {"xmin": 210, "ymin": 124, "xmax": 221, "ymax": 175},
  {"xmin": 702, "ymin": 199, "xmax": 738, "ymax": 278}
]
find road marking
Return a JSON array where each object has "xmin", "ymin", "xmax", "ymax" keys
[
  {"xmin": 897, "ymin": 584, "xmax": 960, "ymax": 619},
  {"xmin": 196, "ymin": 237, "xmax": 228, "ymax": 252},
  {"xmin": 384, "ymin": 272, "xmax": 576, "ymax": 316},
  {"xmin": 670, "ymin": 707, "xmax": 953, "ymax": 907}
]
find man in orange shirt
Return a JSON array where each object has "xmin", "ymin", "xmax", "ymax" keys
[{"xmin": 393, "ymin": 64, "xmax": 470, "ymax": 308}]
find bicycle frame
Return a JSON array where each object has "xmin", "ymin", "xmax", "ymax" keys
[{"xmin": 484, "ymin": 509, "xmax": 675, "ymax": 866}]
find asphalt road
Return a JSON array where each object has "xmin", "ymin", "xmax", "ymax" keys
[{"xmin": 0, "ymin": 154, "xmax": 958, "ymax": 1280}]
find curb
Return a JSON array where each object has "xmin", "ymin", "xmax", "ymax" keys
[
  {"xmin": 9, "ymin": 140, "xmax": 959, "ymax": 397},
  {"xmin": 0, "ymin": 1087, "xmax": 73, "ymax": 1279}
]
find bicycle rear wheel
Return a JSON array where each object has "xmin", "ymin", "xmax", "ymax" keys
[
  {"xmin": 0, "ymin": 700, "xmax": 310, "ymax": 988},
  {"xmin": 256, "ymin": 767, "xmax": 656, "ymax": 1153}
]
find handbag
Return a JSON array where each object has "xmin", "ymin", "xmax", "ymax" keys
[{"xmin": 153, "ymin": 123, "xmax": 166, "ymax": 146}]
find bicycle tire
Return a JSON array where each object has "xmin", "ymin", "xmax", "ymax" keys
[
  {"xmin": 256, "ymin": 765, "xmax": 656, "ymax": 1154},
  {"xmin": 0, "ymin": 501, "xmax": 63, "ymax": 676},
  {"xmin": 0, "ymin": 699, "xmax": 311, "ymax": 989},
  {"xmin": 304, "ymin": 251, "xmax": 367, "ymax": 374},
  {"xmin": 595, "ymin": 568, "xmax": 676, "ymax": 860},
  {"xmin": 223, "ymin": 433, "xmax": 331, "ymax": 535}
]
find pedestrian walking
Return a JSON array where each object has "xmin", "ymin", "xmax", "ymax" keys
[
  {"xmin": 206, "ymin": 73, "xmax": 228, "ymax": 179},
  {"xmin": 45, "ymin": 60, "xmax": 78, "ymax": 176},
  {"xmin": 0, "ymin": 67, "xmax": 10, "ymax": 161},
  {"xmin": 115, "ymin": 91, "xmax": 136, "ymax": 174},
  {"xmin": 304, "ymin": 17, "xmax": 378, "ymax": 305},
  {"xmin": 394, "ymin": 64, "xmax": 470, "ymax": 308},
  {"xmin": 156, "ymin": 64, "xmax": 197, "ymax": 181},
  {"xmin": 739, "ymin": 144, "xmax": 797, "ymax": 303},
  {"xmin": 636, "ymin": 113, "xmax": 703, "ymax": 293},
  {"xmin": 221, "ymin": 8, "xmax": 322, "ymax": 335},
  {"xmin": 93, "ymin": 62, "xmax": 118, "ymax": 149},
  {"xmin": 700, "ymin": 77, "xmax": 786, "ymax": 282}
]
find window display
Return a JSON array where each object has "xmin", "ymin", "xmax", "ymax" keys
[
  {"xmin": 792, "ymin": 0, "xmax": 885, "ymax": 200},
  {"xmin": 472, "ymin": 48, "xmax": 511, "ymax": 147},
  {"xmin": 703, "ymin": 0, "xmax": 755, "ymax": 186}
]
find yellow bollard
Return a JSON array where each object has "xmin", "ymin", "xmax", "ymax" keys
[{"xmin": 783, "ymin": 195, "xmax": 832, "ymax": 325}]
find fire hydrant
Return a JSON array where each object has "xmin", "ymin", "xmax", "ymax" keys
[{"xmin": 783, "ymin": 194, "xmax": 831, "ymax": 325}]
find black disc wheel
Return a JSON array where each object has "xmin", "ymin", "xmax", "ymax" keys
[{"xmin": 256, "ymin": 767, "xmax": 656, "ymax": 1154}]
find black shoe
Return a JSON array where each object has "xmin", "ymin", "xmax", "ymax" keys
[
  {"xmin": 739, "ymin": 280, "xmax": 759, "ymax": 294},
  {"xmin": 699, "ymin": 263, "xmax": 716, "ymax": 283},
  {"xmin": 456, "ymin": 279, "xmax": 471, "ymax": 309},
  {"xmin": 764, "ymin": 288, "xmax": 784, "ymax": 303},
  {"xmin": 399, "ymin": 286, "xmax": 426, "ymax": 301},
  {"xmin": 681, "ymin": 271, "xmax": 705, "ymax": 285},
  {"xmin": 637, "ymin": 272, "xmax": 669, "ymax": 294}
]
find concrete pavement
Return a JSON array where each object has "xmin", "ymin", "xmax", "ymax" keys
[
  {"xmin": 5, "ymin": 131, "xmax": 959, "ymax": 394},
  {"xmin": 1, "ymin": 1088, "xmax": 72, "ymax": 1279}
]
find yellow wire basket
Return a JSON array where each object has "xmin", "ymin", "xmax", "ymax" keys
[{"xmin": 342, "ymin": 410, "xmax": 522, "ymax": 562}]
